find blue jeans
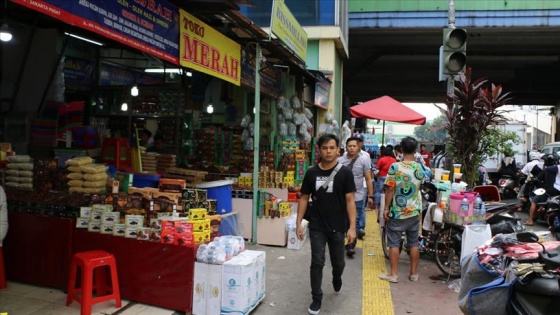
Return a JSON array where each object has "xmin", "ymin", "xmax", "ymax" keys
[
  {"xmin": 375, "ymin": 176, "xmax": 386, "ymax": 208},
  {"xmin": 356, "ymin": 199, "xmax": 365, "ymax": 234},
  {"xmin": 309, "ymin": 229, "xmax": 346, "ymax": 301}
]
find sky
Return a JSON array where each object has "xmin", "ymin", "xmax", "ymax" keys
[{"xmin": 402, "ymin": 103, "xmax": 445, "ymax": 121}]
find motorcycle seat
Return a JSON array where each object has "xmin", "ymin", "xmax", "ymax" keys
[{"xmin": 514, "ymin": 276, "xmax": 560, "ymax": 296}]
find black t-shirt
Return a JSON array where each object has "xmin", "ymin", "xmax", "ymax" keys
[{"xmin": 300, "ymin": 163, "xmax": 356, "ymax": 232}]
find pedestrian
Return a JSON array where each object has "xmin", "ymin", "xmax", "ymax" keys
[
  {"xmin": 338, "ymin": 137, "xmax": 374, "ymax": 257},
  {"xmin": 138, "ymin": 129, "xmax": 154, "ymax": 149},
  {"xmin": 379, "ymin": 137, "xmax": 424, "ymax": 283},
  {"xmin": 296, "ymin": 134, "xmax": 357, "ymax": 315},
  {"xmin": 419, "ymin": 144, "xmax": 432, "ymax": 167},
  {"xmin": 374, "ymin": 147, "xmax": 397, "ymax": 212}
]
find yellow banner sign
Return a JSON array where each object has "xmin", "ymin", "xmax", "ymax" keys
[
  {"xmin": 179, "ymin": 10, "xmax": 241, "ymax": 86},
  {"xmin": 271, "ymin": 0, "xmax": 307, "ymax": 62}
]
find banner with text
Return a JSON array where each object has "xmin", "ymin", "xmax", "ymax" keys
[
  {"xmin": 179, "ymin": 9, "xmax": 240, "ymax": 86},
  {"xmin": 11, "ymin": 0, "xmax": 179, "ymax": 64},
  {"xmin": 270, "ymin": 0, "xmax": 307, "ymax": 62},
  {"xmin": 240, "ymin": 47, "xmax": 281, "ymax": 98}
]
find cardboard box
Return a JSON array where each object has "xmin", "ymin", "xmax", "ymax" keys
[
  {"xmin": 125, "ymin": 214, "xmax": 144, "ymax": 227},
  {"xmin": 113, "ymin": 224, "xmax": 126, "ymax": 236},
  {"xmin": 107, "ymin": 178, "xmax": 120, "ymax": 194},
  {"xmin": 101, "ymin": 212, "xmax": 121, "ymax": 224},
  {"xmin": 193, "ymin": 263, "xmax": 223, "ymax": 315},
  {"xmin": 287, "ymin": 219, "xmax": 309, "ymax": 250},
  {"xmin": 115, "ymin": 171, "xmax": 133, "ymax": 193},
  {"xmin": 125, "ymin": 227, "xmax": 138, "ymax": 238},
  {"xmin": 256, "ymin": 217, "xmax": 287, "ymax": 246},
  {"xmin": 76, "ymin": 217, "xmax": 89, "ymax": 228},
  {"xmin": 100, "ymin": 223, "xmax": 114, "ymax": 235},
  {"xmin": 136, "ymin": 227, "xmax": 151, "ymax": 240},
  {"xmin": 80, "ymin": 207, "xmax": 92, "ymax": 218},
  {"xmin": 221, "ymin": 256, "xmax": 255, "ymax": 314},
  {"xmin": 87, "ymin": 221, "xmax": 101, "ymax": 232},
  {"xmin": 239, "ymin": 250, "xmax": 266, "ymax": 303}
]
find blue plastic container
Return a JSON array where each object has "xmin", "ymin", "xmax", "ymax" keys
[
  {"xmin": 133, "ymin": 173, "xmax": 160, "ymax": 188},
  {"xmin": 196, "ymin": 180, "xmax": 234, "ymax": 214}
]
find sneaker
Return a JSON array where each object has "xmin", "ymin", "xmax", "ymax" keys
[
  {"xmin": 308, "ymin": 299, "xmax": 321, "ymax": 314},
  {"xmin": 379, "ymin": 273, "xmax": 398, "ymax": 283},
  {"xmin": 346, "ymin": 248, "xmax": 355, "ymax": 258},
  {"xmin": 409, "ymin": 274, "xmax": 419, "ymax": 282},
  {"xmin": 358, "ymin": 230, "xmax": 366, "ymax": 240},
  {"xmin": 333, "ymin": 279, "xmax": 343, "ymax": 293}
]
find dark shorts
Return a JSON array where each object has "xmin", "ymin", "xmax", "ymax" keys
[{"xmin": 386, "ymin": 215, "xmax": 420, "ymax": 248}]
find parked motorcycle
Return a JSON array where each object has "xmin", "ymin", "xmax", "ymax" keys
[
  {"xmin": 381, "ymin": 183, "xmax": 525, "ymax": 278},
  {"xmin": 508, "ymin": 231, "xmax": 560, "ymax": 314},
  {"xmin": 498, "ymin": 174, "xmax": 520, "ymax": 199}
]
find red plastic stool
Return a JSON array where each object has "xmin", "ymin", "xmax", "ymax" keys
[
  {"xmin": 100, "ymin": 138, "xmax": 131, "ymax": 171},
  {"xmin": 66, "ymin": 250, "xmax": 121, "ymax": 314},
  {"xmin": 0, "ymin": 247, "xmax": 6, "ymax": 289}
]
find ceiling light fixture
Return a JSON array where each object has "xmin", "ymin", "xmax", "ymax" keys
[
  {"xmin": 207, "ymin": 104, "xmax": 214, "ymax": 114},
  {"xmin": 144, "ymin": 68, "xmax": 182, "ymax": 74},
  {"xmin": 186, "ymin": 71, "xmax": 193, "ymax": 77},
  {"xmin": 0, "ymin": 23, "xmax": 12, "ymax": 42},
  {"xmin": 130, "ymin": 85, "xmax": 139, "ymax": 96},
  {"xmin": 121, "ymin": 103, "xmax": 128, "ymax": 111},
  {"xmin": 64, "ymin": 32, "xmax": 104, "ymax": 46}
]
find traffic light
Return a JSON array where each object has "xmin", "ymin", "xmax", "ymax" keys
[{"xmin": 442, "ymin": 28, "xmax": 467, "ymax": 75}]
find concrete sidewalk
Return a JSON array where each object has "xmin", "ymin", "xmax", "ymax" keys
[{"xmin": 250, "ymin": 211, "xmax": 461, "ymax": 315}]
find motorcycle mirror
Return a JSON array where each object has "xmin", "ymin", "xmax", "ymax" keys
[
  {"xmin": 534, "ymin": 188, "xmax": 547, "ymax": 196},
  {"xmin": 516, "ymin": 231, "xmax": 540, "ymax": 243}
]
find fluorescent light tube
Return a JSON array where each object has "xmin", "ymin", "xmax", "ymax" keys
[{"xmin": 64, "ymin": 32, "xmax": 104, "ymax": 46}]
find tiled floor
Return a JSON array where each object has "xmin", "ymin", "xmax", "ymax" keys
[{"xmin": 0, "ymin": 282, "xmax": 183, "ymax": 315}]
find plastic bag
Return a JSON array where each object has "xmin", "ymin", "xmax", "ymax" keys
[
  {"xmin": 249, "ymin": 123, "xmax": 255, "ymax": 136},
  {"xmin": 303, "ymin": 107, "xmax": 314, "ymax": 119},
  {"xmin": 298, "ymin": 124, "xmax": 307, "ymax": 136},
  {"xmin": 293, "ymin": 112, "xmax": 305, "ymax": 125},
  {"xmin": 279, "ymin": 123, "xmax": 288, "ymax": 136},
  {"xmin": 291, "ymin": 95, "xmax": 302, "ymax": 109},
  {"xmin": 277, "ymin": 95, "xmax": 288, "ymax": 109},
  {"xmin": 326, "ymin": 111, "xmax": 334, "ymax": 123},
  {"xmin": 241, "ymin": 129, "xmax": 249, "ymax": 141},
  {"xmin": 304, "ymin": 117, "xmax": 313, "ymax": 129},
  {"xmin": 244, "ymin": 138, "xmax": 254, "ymax": 150},
  {"xmin": 288, "ymin": 123, "xmax": 297, "ymax": 136},
  {"xmin": 240, "ymin": 114, "xmax": 252, "ymax": 128},
  {"xmin": 282, "ymin": 106, "xmax": 294, "ymax": 119},
  {"xmin": 303, "ymin": 131, "xmax": 312, "ymax": 143}
]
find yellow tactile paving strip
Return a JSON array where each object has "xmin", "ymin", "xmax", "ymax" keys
[{"xmin": 362, "ymin": 211, "xmax": 395, "ymax": 315}]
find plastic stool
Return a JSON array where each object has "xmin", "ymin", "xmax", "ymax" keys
[
  {"xmin": 0, "ymin": 247, "xmax": 6, "ymax": 289},
  {"xmin": 66, "ymin": 250, "xmax": 121, "ymax": 315},
  {"xmin": 100, "ymin": 138, "xmax": 131, "ymax": 171}
]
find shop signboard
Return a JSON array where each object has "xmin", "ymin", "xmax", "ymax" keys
[
  {"xmin": 179, "ymin": 10, "xmax": 241, "ymax": 86},
  {"xmin": 63, "ymin": 56, "xmax": 95, "ymax": 90},
  {"xmin": 11, "ymin": 0, "xmax": 179, "ymax": 64},
  {"xmin": 270, "ymin": 0, "xmax": 307, "ymax": 62},
  {"xmin": 314, "ymin": 76, "xmax": 331, "ymax": 109},
  {"xmin": 99, "ymin": 62, "xmax": 164, "ymax": 86},
  {"xmin": 240, "ymin": 47, "xmax": 281, "ymax": 98}
]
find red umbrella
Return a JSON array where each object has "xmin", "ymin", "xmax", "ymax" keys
[{"xmin": 350, "ymin": 95, "xmax": 426, "ymax": 144}]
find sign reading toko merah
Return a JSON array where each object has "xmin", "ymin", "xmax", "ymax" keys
[
  {"xmin": 179, "ymin": 10, "xmax": 241, "ymax": 86},
  {"xmin": 12, "ymin": 0, "xmax": 180, "ymax": 65}
]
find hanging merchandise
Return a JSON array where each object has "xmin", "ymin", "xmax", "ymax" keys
[
  {"xmin": 249, "ymin": 123, "xmax": 255, "ymax": 136},
  {"xmin": 277, "ymin": 94, "xmax": 289, "ymax": 109},
  {"xmin": 288, "ymin": 123, "xmax": 297, "ymax": 136},
  {"xmin": 303, "ymin": 131, "xmax": 312, "ymax": 142},
  {"xmin": 304, "ymin": 117, "xmax": 313, "ymax": 129},
  {"xmin": 279, "ymin": 123, "xmax": 288, "ymax": 137},
  {"xmin": 240, "ymin": 114, "xmax": 252, "ymax": 128},
  {"xmin": 326, "ymin": 111, "xmax": 334, "ymax": 123},
  {"xmin": 282, "ymin": 106, "xmax": 293, "ymax": 119},
  {"xmin": 241, "ymin": 129, "xmax": 249, "ymax": 141},
  {"xmin": 291, "ymin": 95, "xmax": 302, "ymax": 109},
  {"xmin": 298, "ymin": 124, "xmax": 307, "ymax": 136},
  {"xmin": 293, "ymin": 112, "xmax": 305, "ymax": 125},
  {"xmin": 244, "ymin": 138, "xmax": 254, "ymax": 150},
  {"xmin": 303, "ymin": 107, "xmax": 314, "ymax": 119}
]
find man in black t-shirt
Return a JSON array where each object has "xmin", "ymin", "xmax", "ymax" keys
[{"xmin": 296, "ymin": 134, "xmax": 356, "ymax": 315}]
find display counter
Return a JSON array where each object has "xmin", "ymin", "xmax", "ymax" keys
[
  {"xmin": 73, "ymin": 229, "xmax": 196, "ymax": 313},
  {"xmin": 4, "ymin": 212, "xmax": 75, "ymax": 291}
]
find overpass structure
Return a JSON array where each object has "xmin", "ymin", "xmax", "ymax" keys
[{"xmin": 345, "ymin": 1, "xmax": 560, "ymax": 107}]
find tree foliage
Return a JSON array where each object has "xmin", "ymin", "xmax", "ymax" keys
[
  {"xmin": 414, "ymin": 115, "xmax": 448, "ymax": 143},
  {"xmin": 443, "ymin": 67, "xmax": 514, "ymax": 187}
]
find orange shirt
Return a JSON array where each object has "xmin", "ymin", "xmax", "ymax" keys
[{"xmin": 376, "ymin": 156, "xmax": 397, "ymax": 177}]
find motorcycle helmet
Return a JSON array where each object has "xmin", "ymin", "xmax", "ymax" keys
[{"xmin": 543, "ymin": 153, "xmax": 559, "ymax": 166}]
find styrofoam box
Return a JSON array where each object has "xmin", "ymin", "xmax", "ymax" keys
[
  {"xmin": 287, "ymin": 219, "xmax": 309, "ymax": 250},
  {"xmin": 238, "ymin": 250, "xmax": 266, "ymax": 303},
  {"xmin": 221, "ymin": 256, "xmax": 255, "ymax": 314},
  {"xmin": 192, "ymin": 262, "xmax": 208, "ymax": 315}
]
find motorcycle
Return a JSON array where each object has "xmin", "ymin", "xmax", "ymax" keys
[
  {"xmin": 498, "ymin": 173, "xmax": 521, "ymax": 199},
  {"xmin": 508, "ymin": 231, "xmax": 560, "ymax": 314},
  {"xmin": 381, "ymin": 183, "xmax": 525, "ymax": 278}
]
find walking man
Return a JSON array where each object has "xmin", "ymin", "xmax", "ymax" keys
[
  {"xmin": 379, "ymin": 137, "xmax": 424, "ymax": 283},
  {"xmin": 297, "ymin": 134, "xmax": 357, "ymax": 315},
  {"xmin": 338, "ymin": 137, "xmax": 374, "ymax": 257}
]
